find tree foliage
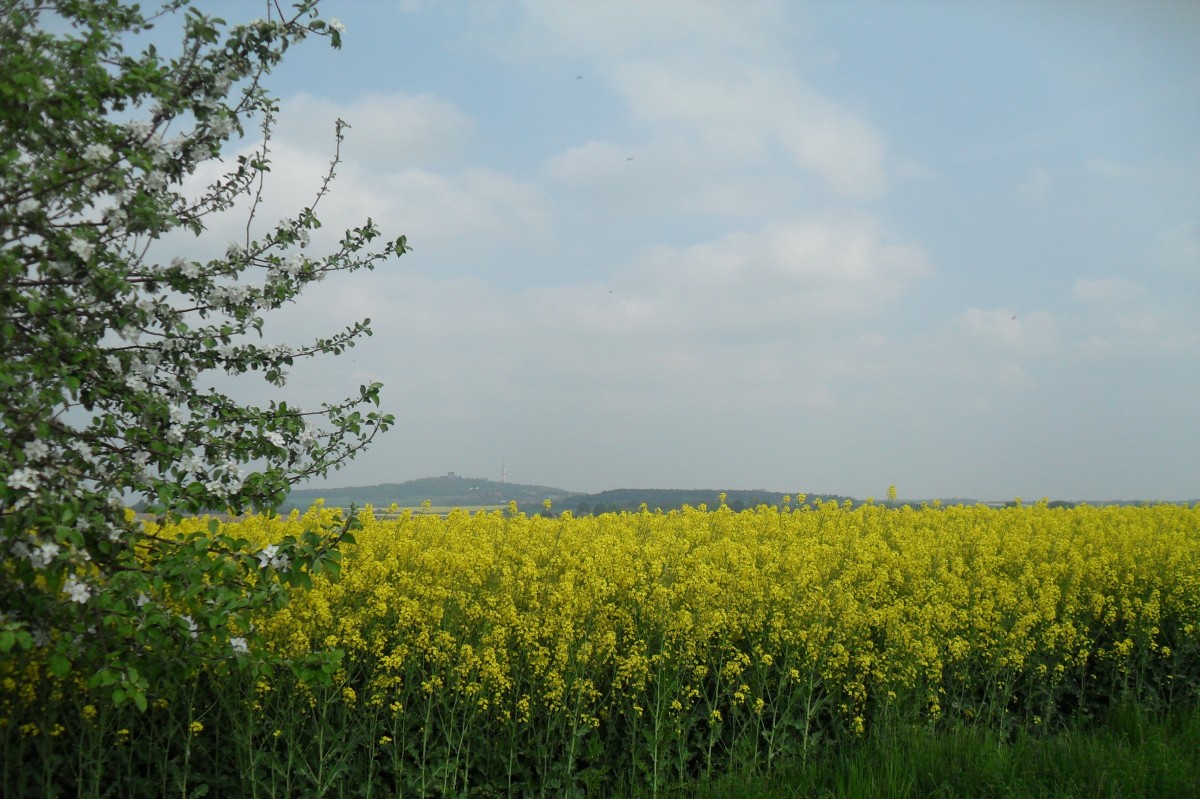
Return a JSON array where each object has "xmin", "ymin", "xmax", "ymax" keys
[{"xmin": 0, "ymin": 0, "xmax": 403, "ymax": 707}]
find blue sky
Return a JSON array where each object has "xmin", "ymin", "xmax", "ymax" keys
[{"xmin": 189, "ymin": 1, "xmax": 1198, "ymax": 500}]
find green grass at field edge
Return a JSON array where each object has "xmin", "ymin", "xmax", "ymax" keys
[{"xmin": 630, "ymin": 699, "xmax": 1200, "ymax": 799}]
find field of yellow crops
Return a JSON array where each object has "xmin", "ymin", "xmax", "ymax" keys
[
  {"xmin": 239, "ymin": 500, "xmax": 1200, "ymax": 786},
  {"xmin": 6, "ymin": 500, "xmax": 1199, "ymax": 798}
]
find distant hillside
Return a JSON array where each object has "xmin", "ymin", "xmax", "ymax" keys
[
  {"xmin": 280, "ymin": 473, "xmax": 573, "ymax": 512},
  {"xmin": 265, "ymin": 477, "xmax": 1172, "ymax": 516},
  {"xmin": 283, "ymin": 476, "xmax": 856, "ymax": 515},
  {"xmin": 556, "ymin": 487, "xmax": 855, "ymax": 515}
]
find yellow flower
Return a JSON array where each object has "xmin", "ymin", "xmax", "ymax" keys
[{"xmin": 189, "ymin": 720, "xmax": 203, "ymax": 735}]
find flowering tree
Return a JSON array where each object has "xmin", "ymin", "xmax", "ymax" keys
[{"xmin": 0, "ymin": 1, "xmax": 404, "ymax": 707}]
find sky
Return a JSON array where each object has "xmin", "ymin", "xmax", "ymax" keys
[{"xmin": 178, "ymin": 1, "xmax": 1198, "ymax": 501}]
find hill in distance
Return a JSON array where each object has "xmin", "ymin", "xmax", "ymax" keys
[
  {"xmin": 281, "ymin": 473, "xmax": 571, "ymax": 512},
  {"xmin": 280, "ymin": 477, "xmax": 1190, "ymax": 515},
  {"xmin": 281, "ymin": 473, "xmax": 858, "ymax": 515}
]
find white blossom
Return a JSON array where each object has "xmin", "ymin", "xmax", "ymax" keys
[
  {"xmin": 143, "ymin": 169, "xmax": 167, "ymax": 193},
  {"xmin": 17, "ymin": 198, "xmax": 39, "ymax": 215},
  {"xmin": 172, "ymin": 257, "xmax": 201, "ymax": 279},
  {"xmin": 230, "ymin": 637, "xmax": 249, "ymax": 655},
  {"xmin": 328, "ymin": 17, "xmax": 346, "ymax": 32},
  {"xmin": 150, "ymin": 146, "xmax": 172, "ymax": 169},
  {"xmin": 223, "ymin": 467, "xmax": 245, "ymax": 494},
  {"xmin": 298, "ymin": 425, "xmax": 319, "ymax": 448},
  {"xmin": 7, "ymin": 467, "xmax": 39, "ymax": 492},
  {"xmin": 256, "ymin": 544, "xmax": 289, "ymax": 572},
  {"xmin": 69, "ymin": 236, "xmax": 94, "ymax": 262},
  {"xmin": 83, "ymin": 142, "xmax": 112, "ymax": 162},
  {"xmin": 31, "ymin": 541, "xmax": 60, "ymax": 568},
  {"xmin": 63, "ymin": 576, "xmax": 92, "ymax": 604},
  {"xmin": 125, "ymin": 120, "xmax": 153, "ymax": 140},
  {"xmin": 281, "ymin": 253, "xmax": 304, "ymax": 276},
  {"xmin": 182, "ymin": 615, "xmax": 199, "ymax": 639},
  {"xmin": 24, "ymin": 439, "xmax": 50, "ymax": 461},
  {"xmin": 177, "ymin": 452, "xmax": 204, "ymax": 475},
  {"xmin": 210, "ymin": 114, "xmax": 234, "ymax": 139}
]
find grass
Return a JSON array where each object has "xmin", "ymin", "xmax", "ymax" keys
[{"xmin": 640, "ymin": 700, "xmax": 1200, "ymax": 799}]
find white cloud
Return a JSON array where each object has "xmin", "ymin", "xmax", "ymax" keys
[
  {"xmin": 276, "ymin": 91, "xmax": 475, "ymax": 166},
  {"xmin": 1084, "ymin": 157, "xmax": 1138, "ymax": 179},
  {"xmin": 311, "ymin": 213, "xmax": 933, "ymax": 430},
  {"xmin": 507, "ymin": 1, "xmax": 889, "ymax": 199},
  {"xmin": 611, "ymin": 64, "xmax": 888, "ymax": 198},
  {"xmin": 1072, "ymin": 276, "xmax": 1141, "ymax": 304},
  {"xmin": 626, "ymin": 214, "xmax": 931, "ymax": 339},
  {"xmin": 543, "ymin": 138, "xmax": 805, "ymax": 222},
  {"xmin": 954, "ymin": 308, "xmax": 1060, "ymax": 357},
  {"xmin": 1070, "ymin": 275, "xmax": 1197, "ymax": 358},
  {"xmin": 544, "ymin": 139, "xmax": 631, "ymax": 183},
  {"xmin": 1017, "ymin": 167, "xmax": 1053, "ymax": 204},
  {"xmin": 506, "ymin": 0, "xmax": 793, "ymax": 66},
  {"xmin": 378, "ymin": 166, "xmax": 553, "ymax": 252},
  {"xmin": 1156, "ymin": 220, "xmax": 1200, "ymax": 278},
  {"xmin": 167, "ymin": 113, "xmax": 551, "ymax": 268}
]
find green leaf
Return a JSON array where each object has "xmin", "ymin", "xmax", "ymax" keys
[{"xmin": 48, "ymin": 653, "xmax": 71, "ymax": 678}]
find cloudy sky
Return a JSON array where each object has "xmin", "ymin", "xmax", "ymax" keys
[{"xmin": 188, "ymin": 1, "xmax": 1198, "ymax": 501}]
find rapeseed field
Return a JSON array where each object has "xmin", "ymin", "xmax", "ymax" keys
[{"xmin": 4, "ymin": 499, "xmax": 1198, "ymax": 797}]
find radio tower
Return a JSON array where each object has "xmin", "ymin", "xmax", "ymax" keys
[{"xmin": 501, "ymin": 459, "xmax": 506, "ymax": 484}]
